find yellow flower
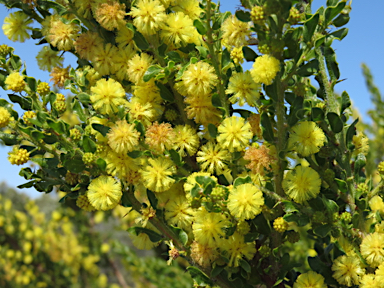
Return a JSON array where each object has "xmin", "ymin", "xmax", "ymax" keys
[
  {"xmin": 217, "ymin": 116, "xmax": 252, "ymax": 152},
  {"xmin": 90, "ymin": 78, "xmax": 127, "ymax": 115},
  {"xmin": 36, "ymin": 46, "xmax": 64, "ymax": 72},
  {"xmin": 164, "ymin": 196, "xmax": 194, "ymax": 230},
  {"xmin": 127, "ymin": 53, "xmax": 154, "ymax": 84},
  {"xmin": 90, "ymin": 43, "xmax": 119, "ymax": 75},
  {"xmin": 293, "ymin": 271, "xmax": 327, "ymax": 288},
  {"xmin": 196, "ymin": 142, "xmax": 230, "ymax": 174},
  {"xmin": 161, "ymin": 12, "xmax": 196, "ymax": 47},
  {"xmin": 184, "ymin": 95, "xmax": 222, "ymax": 125},
  {"xmin": 2, "ymin": 11, "xmax": 32, "ymax": 42},
  {"xmin": 251, "ymin": 54, "xmax": 280, "ymax": 85},
  {"xmin": 227, "ymin": 183, "xmax": 264, "ymax": 220},
  {"xmin": 173, "ymin": 125, "xmax": 200, "ymax": 156},
  {"xmin": 105, "ymin": 150, "xmax": 139, "ymax": 178},
  {"xmin": 5, "ymin": 72, "xmax": 25, "ymax": 92},
  {"xmin": 0, "ymin": 107, "xmax": 11, "ymax": 128},
  {"xmin": 288, "ymin": 121, "xmax": 326, "ymax": 157},
  {"xmin": 332, "ymin": 255, "xmax": 365, "ymax": 286},
  {"xmin": 230, "ymin": 46, "xmax": 244, "ymax": 65},
  {"xmin": 192, "ymin": 207, "xmax": 229, "ymax": 248},
  {"xmin": 141, "ymin": 157, "xmax": 176, "ymax": 192},
  {"xmin": 173, "ymin": 0, "xmax": 203, "ymax": 20},
  {"xmin": 74, "ymin": 0, "xmax": 96, "ymax": 18},
  {"xmin": 273, "ymin": 217, "xmax": 289, "ymax": 233},
  {"xmin": 94, "ymin": 1, "xmax": 126, "ymax": 31},
  {"xmin": 190, "ymin": 241, "xmax": 218, "ymax": 268},
  {"xmin": 8, "ymin": 146, "xmax": 29, "ymax": 165},
  {"xmin": 360, "ymin": 274, "xmax": 379, "ymax": 288},
  {"xmin": 352, "ymin": 133, "xmax": 369, "ymax": 156},
  {"xmin": 74, "ymin": 31, "xmax": 104, "ymax": 60},
  {"xmin": 221, "ymin": 15, "xmax": 250, "ymax": 47},
  {"xmin": 145, "ymin": 122, "xmax": 175, "ymax": 153},
  {"xmin": 369, "ymin": 195, "xmax": 384, "ymax": 214},
  {"xmin": 218, "ymin": 232, "xmax": 256, "ymax": 267},
  {"xmin": 50, "ymin": 66, "xmax": 70, "ymax": 89},
  {"xmin": 127, "ymin": 99, "xmax": 156, "ymax": 127},
  {"xmin": 48, "ymin": 19, "xmax": 79, "ymax": 51},
  {"xmin": 76, "ymin": 195, "xmax": 96, "ymax": 212},
  {"xmin": 360, "ymin": 232, "xmax": 384, "ymax": 267},
  {"xmin": 116, "ymin": 25, "xmax": 134, "ymax": 48},
  {"xmin": 244, "ymin": 145, "xmax": 275, "ymax": 175},
  {"xmin": 114, "ymin": 46, "xmax": 137, "ymax": 81},
  {"xmin": 226, "ymin": 71, "xmax": 261, "ymax": 106},
  {"xmin": 129, "ymin": 0, "xmax": 167, "ymax": 35},
  {"xmin": 376, "ymin": 262, "xmax": 384, "ymax": 285},
  {"xmin": 283, "ymin": 165, "xmax": 321, "ymax": 204},
  {"xmin": 181, "ymin": 61, "xmax": 218, "ymax": 96},
  {"xmin": 129, "ymin": 227, "xmax": 159, "ymax": 250},
  {"xmin": 107, "ymin": 120, "xmax": 140, "ymax": 154},
  {"xmin": 87, "ymin": 176, "xmax": 122, "ymax": 211}
]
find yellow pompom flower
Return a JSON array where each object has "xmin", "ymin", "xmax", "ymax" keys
[
  {"xmin": 369, "ymin": 195, "xmax": 384, "ymax": 214},
  {"xmin": 127, "ymin": 53, "xmax": 154, "ymax": 84},
  {"xmin": 376, "ymin": 262, "xmax": 384, "ymax": 284},
  {"xmin": 48, "ymin": 19, "xmax": 79, "ymax": 51},
  {"xmin": 219, "ymin": 232, "xmax": 256, "ymax": 267},
  {"xmin": 217, "ymin": 116, "xmax": 252, "ymax": 152},
  {"xmin": 76, "ymin": 195, "xmax": 96, "ymax": 212},
  {"xmin": 8, "ymin": 146, "xmax": 30, "ymax": 165},
  {"xmin": 283, "ymin": 166, "xmax": 321, "ymax": 204},
  {"xmin": 191, "ymin": 241, "xmax": 218, "ymax": 268},
  {"xmin": 107, "ymin": 120, "xmax": 140, "ymax": 154},
  {"xmin": 50, "ymin": 66, "xmax": 70, "ymax": 88},
  {"xmin": 114, "ymin": 46, "xmax": 137, "ymax": 81},
  {"xmin": 87, "ymin": 176, "xmax": 122, "ymax": 211},
  {"xmin": 164, "ymin": 196, "xmax": 194, "ymax": 230},
  {"xmin": 360, "ymin": 274, "xmax": 379, "ymax": 288},
  {"xmin": 0, "ymin": 107, "xmax": 11, "ymax": 128},
  {"xmin": 230, "ymin": 46, "xmax": 244, "ymax": 65},
  {"xmin": 116, "ymin": 25, "xmax": 134, "ymax": 48},
  {"xmin": 332, "ymin": 255, "xmax": 364, "ymax": 286},
  {"xmin": 221, "ymin": 15, "xmax": 250, "ymax": 47},
  {"xmin": 293, "ymin": 271, "xmax": 327, "ymax": 288},
  {"xmin": 129, "ymin": 226, "xmax": 159, "ymax": 250},
  {"xmin": 127, "ymin": 99, "xmax": 156, "ymax": 127},
  {"xmin": 145, "ymin": 122, "xmax": 175, "ymax": 153},
  {"xmin": 36, "ymin": 46, "xmax": 63, "ymax": 72},
  {"xmin": 105, "ymin": 150, "xmax": 139, "ymax": 178},
  {"xmin": 161, "ymin": 12, "xmax": 196, "ymax": 47},
  {"xmin": 192, "ymin": 207, "xmax": 229, "ymax": 247},
  {"xmin": 184, "ymin": 95, "xmax": 222, "ymax": 125},
  {"xmin": 352, "ymin": 133, "xmax": 369, "ymax": 157},
  {"xmin": 141, "ymin": 157, "xmax": 176, "ymax": 192},
  {"xmin": 74, "ymin": 31, "xmax": 104, "ymax": 60},
  {"xmin": 94, "ymin": 1, "xmax": 126, "ymax": 31},
  {"xmin": 244, "ymin": 145, "xmax": 275, "ymax": 175},
  {"xmin": 90, "ymin": 78, "xmax": 127, "ymax": 115},
  {"xmin": 273, "ymin": 217, "xmax": 289, "ymax": 233},
  {"xmin": 227, "ymin": 183, "xmax": 264, "ymax": 220},
  {"xmin": 360, "ymin": 232, "xmax": 384, "ymax": 267},
  {"xmin": 251, "ymin": 55, "xmax": 280, "ymax": 85},
  {"xmin": 129, "ymin": 0, "xmax": 167, "ymax": 35},
  {"xmin": 173, "ymin": 0, "xmax": 203, "ymax": 20},
  {"xmin": 173, "ymin": 125, "xmax": 200, "ymax": 156},
  {"xmin": 5, "ymin": 72, "xmax": 25, "ymax": 92},
  {"xmin": 181, "ymin": 61, "xmax": 218, "ymax": 96},
  {"xmin": 36, "ymin": 82, "xmax": 50, "ymax": 96},
  {"xmin": 2, "ymin": 11, "xmax": 32, "ymax": 42},
  {"xmin": 226, "ymin": 71, "xmax": 261, "ymax": 106},
  {"xmin": 90, "ymin": 43, "xmax": 119, "ymax": 75},
  {"xmin": 288, "ymin": 121, "xmax": 326, "ymax": 157},
  {"xmin": 196, "ymin": 142, "xmax": 230, "ymax": 175}
]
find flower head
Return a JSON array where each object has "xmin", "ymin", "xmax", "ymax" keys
[
  {"xmin": 289, "ymin": 121, "xmax": 326, "ymax": 157},
  {"xmin": 360, "ymin": 232, "xmax": 384, "ymax": 267},
  {"xmin": 94, "ymin": 1, "xmax": 126, "ymax": 31},
  {"xmin": 251, "ymin": 55, "xmax": 280, "ymax": 85},
  {"xmin": 90, "ymin": 43, "xmax": 119, "ymax": 76},
  {"xmin": 50, "ymin": 66, "xmax": 70, "ymax": 88},
  {"xmin": 48, "ymin": 19, "xmax": 79, "ymax": 51},
  {"xmin": 173, "ymin": 0, "xmax": 203, "ymax": 20},
  {"xmin": 221, "ymin": 15, "xmax": 250, "ymax": 47},
  {"xmin": 129, "ymin": 0, "xmax": 166, "ymax": 35},
  {"xmin": 332, "ymin": 255, "xmax": 365, "ymax": 286},
  {"xmin": 352, "ymin": 133, "xmax": 369, "ymax": 157},
  {"xmin": 196, "ymin": 142, "xmax": 230, "ymax": 174},
  {"xmin": 0, "ymin": 107, "xmax": 11, "ymax": 128},
  {"xmin": 217, "ymin": 116, "xmax": 252, "ymax": 152},
  {"xmin": 173, "ymin": 125, "xmax": 199, "ymax": 156},
  {"xmin": 145, "ymin": 122, "xmax": 175, "ymax": 153},
  {"xmin": 5, "ymin": 72, "xmax": 25, "ymax": 92},
  {"xmin": 165, "ymin": 196, "xmax": 194, "ymax": 230},
  {"xmin": 2, "ymin": 11, "xmax": 32, "ymax": 42},
  {"xmin": 360, "ymin": 274, "xmax": 379, "ymax": 288},
  {"xmin": 90, "ymin": 78, "xmax": 127, "ymax": 115},
  {"xmin": 184, "ymin": 95, "xmax": 222, "ymax": 125},
  {"xmin": 105, "ymin": 150, "xmax": 139, "ymax": 178},
  {"xmin": 184, "ymin": 172, "xmax": 217, "ymax": 194},
  {"xmin": 36, "ymin": 46, "xmax": 64, "ymax": 72},
  {"xmin": 8, "ymin": 146, "xmax": 29, "ymax": 165},
  {"xmin": 76, "ymin": 195, "xmax": 96, "ymax": 212},
  {"xmin": 87, "ymin": 176, "xmax": 122, "ymax": 211},
  {"xmin": 127, "ymin": 99, "xmax": 156, "ymax": 127},
  {"xmin": 141, "ymin": 157, "xmax": 176, "ymax": 192},
  {"xmin": 181, "ymin": 62, "xmax": 218, "ymax": 96},
  {"xmin": 244, "ymin": 145, "xmax": 275, "ymax": 175},
  {"xmin": 127, "ymin": 53, "xmax": 154, "ymax": 84},
  {"xmin": 293, "ymin": 271, "xmax": 327, "ymax": 288},
  {"xmin": 116, "ymin": 25, "xmax": 134, "ymax": 48},
  {"xmin": 226, "ymin": 71, "xmax": 261, "ymax": 106},
  {"xmin": 74, "ymin": 31, "xmax": 104, "ymax": 60},
  {"xmin": 190, "ymin": 241, "xmax": 218, "ymax": 268},
  {"xmin": 107, "ymin": 120, "xmax": 140, "ymax": 154},
  {"xmin": 227, "ymin": 183, "xmax": 264, "ymax": 220},
  {"xmin": 161, "ymin": 12, "xmax": 196, "ymax": 47},
  {"xmin": 218, "ymin": 232, "xmax": 256, "ymax": 267},
  {"xmin": 283, "ymin": 166, "xmax": 321, "ymax": 203}
]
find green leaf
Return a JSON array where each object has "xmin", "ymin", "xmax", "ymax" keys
[
  {"xmin": 8, "ymin": 94, "xmax": 32, "ymax": 110},
  {"xmin": 128, "ymin": 227, "xmax": 163, "ymax": 242},
  {"xmin": 261, "ymin": 112, "xmax": 275, "ymax": 142},
  {"xmin": 47, "ymin": 118, "xmax": 65, "ymax": 134},
  {"xmin": 233, "ymin": 176, "xmax": 252, "ymax": 187},
  {"xmin": 221, "ymin": 48, "xmax": 231, "ymax": 71},
  {"xmin": 340, "ymin": 91, "xmax": 351, "ymax": 113},
  {"xmin": 127, "ymin": 151, "xmax": 143, "ymax": 158},
  {"xmin": 244, "ymin": 232, "xmax": 258, "ymax": 243},
  {"xmin": 196, "ymin": 46, "xmax": 209, "ymax": 59},
  {"xmin": 96, "ymin": 158, "xmax": 106, "ymax": 171},
  {"xmin": 0, "ymin": 132, "xmax": 18, "ymax": 145},
  {"xmin": 26, "ymin": 76, "xmax": 36, "ymax": 92},
  {"xmin": 82, "ymin": 136, "xmax": 96, "ymax": 153},
  {"xmin": 169, "ymin": 149, "xmax": 183, "ymax": 166},
  {"xmin": 147, "ymin": 189, "xmax": 158, "ymax": 209},
  {"xmin": 242, "ymin": 46, "xmax": 257, "ymax": 62},
  {"xmin": 240, "ymin": 259, "xmax": 251, "ymax": 273},
  {"xmin": 335, "ymin": 178, "xmax": 348, "ymax": 193},
  {"xmin": 18, "ymin": 181, "xmax": 36, "ymax": 189},
  {"xmin": 187, "ymin": 267, "xmax": 212, "ymax": 286},
  {"xmin": 191, "ymin": 184, "xmax": 201, "ymax": 198},
  {"xmin": 327, "ymin": 112, "xmax": 343, "ymax": 133},
  {"xmin": 211, "ymin": 93, "xmax": 221, "ymax": 108},
  {"xmin": 193, "ymin": 19, "xmax": 207, "ymax": 35},
  {"xmin": 166, "ymin": 51, "xmax": 182, "ymax": 62},
  {"xmin": 133, "ymin": 31, "xmax": 149, "ymax": 50},
  {"xmin": 134, "ymin": 120, "xmax": 145, "ymax": 135},
  {"xmin": 297, "ymin": 59, "xmax": 319, "ymax": 77},
  {"xmin": 303, "ymin": 12, "xmax": 319, "ymax": 43},
  {"xmin": 282, "ymin": 201, "xmax": 299, "ymax": 213},
  {"xmin": 143, "ymin": 65, "xmax": 162, "ymax": 82},
  {"xmin": 324, "ymin": 1, "xmax": 346, "ymax": 25},
  {"xmin": 212, "ymin": 11, "xmax": 231, "ymax": 30},
  {"xmin": 326, "ymin": 0, "xmax": 338, "ymax": 6},
  {"xmin": 253, "ymin": 214, "xmax": 271, "ymax": 235},
  {"xmin": 208, "ymin": 123, "xmax": 217, "ymax": 138},
  {"xmin": 354, "ymin": 153, "xmax": 366, "ymax": 172},
  {"xmin": 156, "ymin": 82, "xmax": 174, "ymax": 102},
  {"xmin": 169, "ymin": 226, "xmax": 188, "ymax": 246},
  {"xmin": 346, "ymin": 118, "xmax": 358, "ymax": 149},
  {"xmin": 10, "ymin": 54, "xmax": 22, "ymax": 70},
  {"xmin": 311, "ymin": 107, "xmax": 325, "ymax": 121},
  {"xmin": 314, "ymin": 224, "xmax": 333, "ymax": 238},
  {"xmin": 196, "ymin": 176, "xmax": 216, "ymax": 187},
  {"xmin": 211, "ymin": 265, "xmax": 224, "ymax": 278},
  {"xmin": 321, "ymin": 195, "xmax": 339, "ymax": 215},
  {"xmin": 235, "ymin": 10, "xmax": 251, "ymax": 22},
  {"xmin": 332, "ymin": 13, "xmax": 350, "ymax": 27},
  {"xmin": 328, "ymin": 28, "xmax": 348, "ymax": 42},
  {"xmin": 91, "ymin": 123, "xmax": 110, "ymax": 137},
  {"xmin": 77, "ymin": 92, "xmax": 91, "ymax": 106},
  {"xmin": 121, "ymin": 191, "xmax": 132, "ymax": 207}
]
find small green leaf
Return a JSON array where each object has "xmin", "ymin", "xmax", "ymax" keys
[
  {"xmin": 191, "ymin": 184, "xmax": 201, "ymax": 198},
  {"xmin": 169, "ymin": 225, "xmax": 188, "ymax": 246},
  {"xmin": 143, "ymin": 65, "xmax": 162, "ymax": 82},
  {"xmin": 261, "ymin": 112, "xmax": 275, "ymax": 142},
  {"xmin": 82, "ymin": 136, "xmax": 96, "ymax": 153},
  {"xmin": 244, "ymin": 232, "xmax": 259, "ymax": 243},
  {"xmin": 196, "ymin": 46, "xmax": 209, "ymax": 58},
  {"xmin": 282, "ymin": 201, "xmax": 299, "ymax": 213},
  {"xmin": 340, "ymin": 91, "xmax": 351, "ymax": 113},
  {"xmin": 134, "ymin": 120, "xmax": 145, "ymax": 135},
  {"xmin": 346, "ymin": 118, "xmax": 358, "ymax": 149},
  {"xmin": 91, "ymin": 123, "xmax": 110, "ymax": 137},
  {"xmin": 208, "ymin": 123, "xmax": 217, "ymax": 138},
  {"xmin": 0, "ymin": 132, "xmax": 18, "ymax": 145},
  {"xmin": 233, "ymin": 176, "xmax": 252, "ymax": 187},
  {"xmin": 77, "ymin": 92, "xmax": 91, "ymax": 105},
  {"xmin": 211, "ymin": 93, "xmax": 221, "ymax": 108},
  {"xmin": 8, "ymin": 94, "xmax": 32, "ymax": 110},
  {"xmin": 193, "ymin": 19, "xmax": 207, "ymax": 35},
  {"xmin": 156, "ymin": 82, "xmax": 174, "ymax": 102},
  {"xmin": 252, "ymin": 213, "xmax": 271, "ymax": 235},
  {"xmin": 303, "ymin": 12, "xmax": 319, "ymax": 43},
  {"xmin": 128, "ymin": 227, "xmax": 163, "ymax": 242},
  {"xmin": 297, "ymin": 59, "xmax": 319, "ymax": 77},
  {"xmin": 187, "ymin": 267, "xmax": 212, "ymax": 286},
  {"xmin": 121, "ymin": 191, "xmax": 132, "ymax": 207},
  {"xmin": 235, "ymin": 10, "xmax": 251, "ymax": 22},
  {"xmin": 221, "ymin": 48, "xmax": 231, "ymax": 71},
  {"xmin": 354, "ymin": 153, "xmax": 366, "ymax": 172},
  {"xmin": 96, "ymin": 158, "xmax": 106, "ymax": 171},
  {"xmin": 47, "ymin": 119, "xmax": 65, "ymax": 134},
  {"xmin": 26, "ymin": 76, "xmax": 36, "ymax": 92},
  {"xmin": 335, "ymin": 178, "xmax": 347, "ymax": 193},
  {"xmin": 327, "ymin": 112, "xmax": 343, "ymax": 133},
  {"xmin": 239, "ymin": 259, "xmax": 251, "ymax": 273},
  {"xmin": 166, "ymin": 51, "xmax": 182, "ymax": 62},
  {"xmin": 63, "ymin": 156, "xmax": 85, "ymax": 173},
  {"xmin": 196, "ymin": 176, "xmax": 216, "ymax": 187},
  {"xmin": 133, "ymin": 31, "xmax": 149, "ymax": 50},
  {"xmin": 211, "ymin": 265, "xmax": 224, "ymax": 278},
  {"xmin": 127, "ymin": 150, "xmax": 143, "ymax": 158},
  {"xmin": 242, "ymin": 46, "xmax": 257, "ymax": 62},
  {"xmin": 147, "ymin": 189, "xmax": 158, "ymax": 209},
  {"xmin": 311, "ymin": 107, "xmax": 324, "ymax": 121},
  {"xmin": 321, "ymin": 195, "xmax": 339, "ymax": 215},
  {"xmin": 314, "ymin": 224, "xmax": 333, "ymax": 238},
  {"xmin": 324, "ymin": 1, "xmax": 346, "ymax": 25},
  {"xmin": 169, "ymin": 149, "xmax": 183, "ymax": 166},
  {"xmin": 332, "ymin": 13, "xmax": 350, "ymax": 27}
]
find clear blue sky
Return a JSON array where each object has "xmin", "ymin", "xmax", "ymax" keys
[{"xmin": 0, "ymin": 1, "xmax": 383, "ymax": 198}]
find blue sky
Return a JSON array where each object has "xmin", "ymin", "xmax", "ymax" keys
[{"xmin": 0, "ymin": 1, "xmax": 383, "ymax": 198}]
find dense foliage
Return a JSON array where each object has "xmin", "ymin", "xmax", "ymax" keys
[{"xmin": 2, "ymin": 0, "xmax": 384, "ymax": 287}]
